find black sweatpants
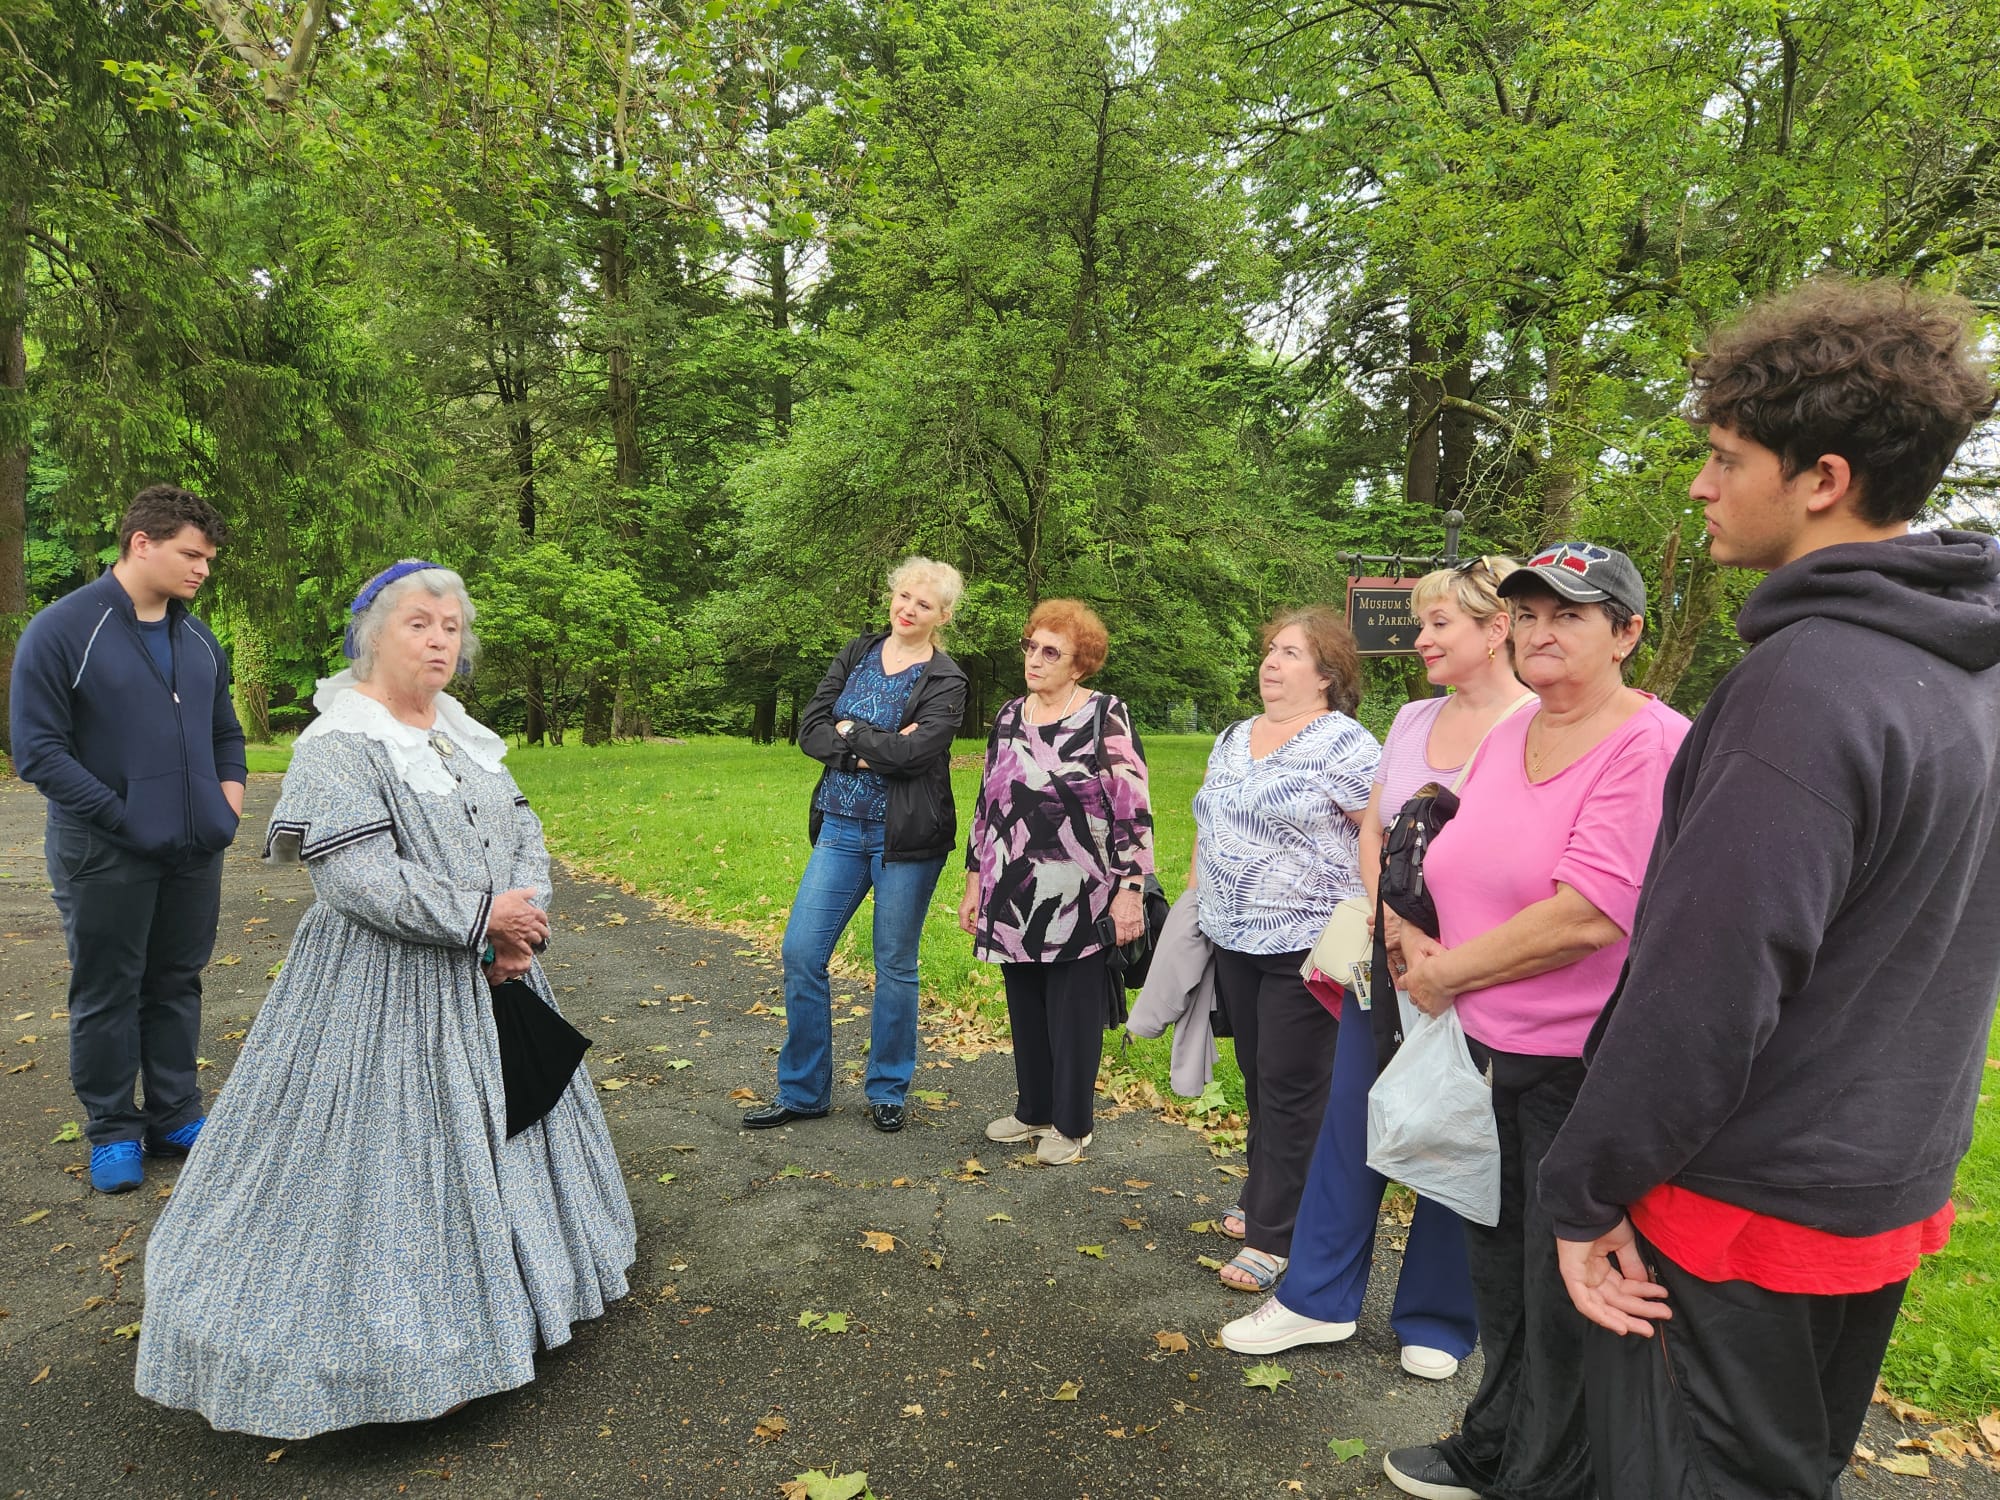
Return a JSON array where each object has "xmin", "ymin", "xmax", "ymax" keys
[
  {"xmin": 1001, "ymin": 955, "xmax": 1110, "ymax": 1140},
  {"xmin": 1211, "ymin": 945, "xmax": 1337, "ymax": 1258},
  {"xmin": 1440, "ymin": 1044, "xmax": 1593, "ymax": 1500},
  {"xmin": 1585, "ymin": 1230, "xmax": 1907, "ymax": 1500}
]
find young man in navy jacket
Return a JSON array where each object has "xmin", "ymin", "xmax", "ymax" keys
[
  {"xmin": 9, "ymin": 485, "xmax": 246, "ymax": 1193},
  {"xmin": 1540, "ymin": 282, "xmax": 2000, "ymax": 1498}
]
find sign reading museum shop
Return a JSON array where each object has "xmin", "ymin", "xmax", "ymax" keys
[{"xmin": 1345, "ymin": 577, "xmax": 1421, "ymax": 657}]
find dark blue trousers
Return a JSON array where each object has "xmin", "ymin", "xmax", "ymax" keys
[{"xmin": 1277, "ymin": 985, "xmax": 1479, "ymax": 1357}]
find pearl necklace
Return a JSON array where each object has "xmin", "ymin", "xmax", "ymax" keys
[{"xmin": 1025, "ymin": 684, "xmax": 1082, "ymax": 726}]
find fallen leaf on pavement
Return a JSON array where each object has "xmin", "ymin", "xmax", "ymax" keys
[
  {"xmin": 1049, "ymin": 1381, "xmax": 1082, "ymax": 1401},
  {"xmin": 986, "ymin": 1212, "xmax": 1012, "ymax": 1223},
  {"xmin": 1076, "ymin": 1244, "xmax": 1106, "ymax": 1259},
  {"xmin": 901, "ymin": 1403, "xmax": 924, "ymax": 1417},
  {"xmin": 1328, "ymin": 1437, "xmax": 1366, "ymax": 1462},
  {"xmin": 754, "ymin": 1412, "xmax": 789, "ymax": 1442},
  {"xmin": 1120, "ymin": 1218, "xmax": 1144, "ymax": 1230},
  {"xmin": 17, "ymin": 1209, "xmax": 49, "ymax": 1225},
  {"xmin": 28, "ymin": 1366, "xmax": 48, "ymax": 1385},
  {"xmin": 860, "ymin": 1231, "xmax": 897, "ymax": 1254},
  {"xmin": 1154, "ymin": 1331, "xmax": 1190, "ymax": 1354},
  {"xmin": 1196, "ymin": 1254, "xmax": 1225, "ymax": 1270},
  {"xmin": 656, "ymin": 1172, "xmax": 676, "ymax": 1185},
  {"xmin": 1877, "ymin": 1452, "xmax": 1931, "ymax": 1477},
  {"xmin": 113, "ymin": 1322, "xmax": 140, "ymax": 1339},
  {"xmin": 782, "ymin": 1471, "xmax": 869, "ymax": 1500},
  {"xmin": 599, "ymin": 1078, "xmax": 628, "ymax": 1091},
  {"xmin": 1980, "ymin": 1413, "xmax": 2000, "ymax": 1455},
  {"xmin": 1123, "ymin": 1179, "xmax": 1153, "ymax": 1189},
  {"xmin": 266, "ymin": 1448, "xmax": 286, "ymax": 1464},
  {"xmin": 1242, "ymin": 1363, "xmax": 1291, "ymax": 1392},
  {"xmin": 729, "ymin": 1088, "xmax": 760, "ymax": 1101}
]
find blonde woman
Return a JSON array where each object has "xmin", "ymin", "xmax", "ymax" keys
[
  {"xmin": 748, "ymin": 558, "xmax": 969, "ymax": 1135},
  {"xmin": 1223, "ymin": 558, "xmax": 1528, "ymax": 1379}
]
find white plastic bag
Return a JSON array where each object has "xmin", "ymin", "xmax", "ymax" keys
[{"xmin": 1365, "ymin": 1008, "xmax": 1501, "ymax": 1227}]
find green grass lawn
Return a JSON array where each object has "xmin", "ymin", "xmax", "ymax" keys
[{"xmin": 244, "ymin": 732, "xmax": 2000, "ymax": 1422}]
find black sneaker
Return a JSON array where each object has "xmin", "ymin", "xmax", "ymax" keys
[{"xmin": 1383, "ymin": 1445, "xmax": 1478, "ymax": 1500}]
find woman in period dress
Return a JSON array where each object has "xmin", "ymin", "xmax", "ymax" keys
[{"xmin": 135, "ymin": 561, "xmax": 635, "ymax": 1440}]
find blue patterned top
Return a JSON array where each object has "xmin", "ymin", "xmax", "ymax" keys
[
  {"xmin": 813, "ymin": 643, "xmax": 929, "ymax": 822},
  {"xmin": 1192, "ymin": 712, "xmax": 1381, "ymax": 954}
]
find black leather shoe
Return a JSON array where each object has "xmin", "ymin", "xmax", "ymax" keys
[
  {"xmin": 742, "ymin": 1103, "xmax": 828, "ymax": 1130},
  {"xmin": 868, "ymin": 1102, "xmax": 906, "ymax": 1133}
]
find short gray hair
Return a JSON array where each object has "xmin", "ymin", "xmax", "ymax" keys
[{"xmin": 349, "ymin": 565, "xmax": 479, "ymax": 681}]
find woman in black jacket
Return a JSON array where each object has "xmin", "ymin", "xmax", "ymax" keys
[{"xmin": 745, "ymin": 558, "xmax": 969, "ymax": 1134}]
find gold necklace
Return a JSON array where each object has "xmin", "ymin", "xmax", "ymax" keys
[{"xmin": 1526, "ymin": 710, "xmax": 1600, "ymax": 778}]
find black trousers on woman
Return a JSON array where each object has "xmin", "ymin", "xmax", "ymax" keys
[
  {"xmin": 1439, "ymin": 1043, "xmax": 1593, "ymax": 1500},
  {"xmin": 1001, "ymin": 955, "xmax": 1111, "ymax": 1140},
  {"xmin": 1210, "ymin": 945, "xmax": 1338, "ymax": 1257}
]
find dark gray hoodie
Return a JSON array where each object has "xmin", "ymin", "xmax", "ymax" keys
[{"xmin": 1542, "ymin": 529, "xmax": 2000, "ymax": 1240}]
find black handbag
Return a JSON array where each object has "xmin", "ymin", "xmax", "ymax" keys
[
  {"xmin": 489, "ymin": 978, "xmax": 592, "ymax": 1138},
  {"xmin": 1378, "ymin": 782, "xmax": 1460, "ymax": 942}
]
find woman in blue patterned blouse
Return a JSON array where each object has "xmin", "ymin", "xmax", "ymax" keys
[
  {"xmin": 1191, "ymin": 606, "xmax": 1380, "ymax": 1293},
  {"xmin": 745, "ymin": 558, "xmax": 969, "ymax": 1135}
]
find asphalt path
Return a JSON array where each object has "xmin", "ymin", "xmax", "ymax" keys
[{"xmin": 0, "ymin": 775, "xmax": 1988, "ymax": 1499}]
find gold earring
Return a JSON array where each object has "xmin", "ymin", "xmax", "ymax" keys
[{"xmin": 1487, "ymin": 647, "xmax": 1496, "ymax": 661}]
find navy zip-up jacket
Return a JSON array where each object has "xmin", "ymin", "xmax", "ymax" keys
[{"xmin": 10, "ymin": 571, "xmax": 248, "ymax": 861}]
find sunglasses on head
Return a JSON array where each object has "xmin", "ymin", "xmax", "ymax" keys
[
  {"xmin": 1019, "ymin": 638, "xmax": 1071, "ymax": 665},
  {"xmin": 1453, "ymin": 555, "xmax": 1508, "ymax": 580}
]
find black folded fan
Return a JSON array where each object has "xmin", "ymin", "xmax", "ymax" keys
[{"xmin": 489, "ymin": 979, "xmax": 592, "ymax": 1138}]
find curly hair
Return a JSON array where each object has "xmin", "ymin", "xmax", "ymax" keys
[
  {"xmin": 118, "ymin": 484, "xmax": 229, "ymax": 557},
  {"xmin": 1691, "ymin": 278, "xmax": 1997, "ymax": 525},
  {"xmin": 886, "ymin": 556, "xmax": 964, "ymax": 621},
  {"xmin": 1262, "ymin": 605, "xmax": 1362, "ymax": 716},
  {"xmin": 1025, "ymin": 597, "xmax": 1109, "ymax": 679}
]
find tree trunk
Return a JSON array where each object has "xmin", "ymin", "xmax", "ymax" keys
[
  {"xmin": 1640, "ymin": 531, "xmax": 1724, "ymax": 705},
  {"xmin": 751, "ymin": 687, "xmax": 777, "ymax": 745},
  {"xmin": 769, "ymin": 238, "xmax": 792, "ymax": 434},
  {"xmin": 0, "ymin": 197, "xmax": 29, "ymax": 758},
  {"xmin": 1405, "ymin": 315, "xmax": 1442, "ymax": 510},
  {"xmin": 1439, "ymin": 324, "xmax": 1476, "ymax": 512}
]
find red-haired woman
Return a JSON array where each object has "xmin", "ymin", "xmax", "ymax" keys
[
  {"xmin": 961, "ymin": 599, "xmax": 1155, "ymax": 1165},
  {"xmin": 1191, "ymin": 607, "xmax": 1380, "ymax": 1292}
]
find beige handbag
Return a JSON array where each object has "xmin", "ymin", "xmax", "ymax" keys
[{"xmin": 1301, "ymin": 895, "xmax": 1374, "ymax": 1009}]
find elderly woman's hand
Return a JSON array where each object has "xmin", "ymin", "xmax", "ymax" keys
[
  {"xmin": 488, "ymin": 888, "xmax": 551, "ymax": 951},
  {"xmin": 958, "ymin": 873, "xmax": 981, "ymax": 937},
  {"xmin": 1110, "ymin": 886, "xmax": 1145, "ymax": 945},
  {"xmin": 1398, "ymin": 929, "xmax": 1458, "ymax": 1016},
  {"xmin": 484, "ymin": 932, "xmax": 535, "ymax": 985}
]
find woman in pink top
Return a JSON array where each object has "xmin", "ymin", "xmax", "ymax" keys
[
  {"xmin": 1381, "ymin": 544, "xmax": 1690, "ymax": 1500},
  {"xmin": 1221, "ymin": 557, "xmax": 1531, "ymax": 1383}
]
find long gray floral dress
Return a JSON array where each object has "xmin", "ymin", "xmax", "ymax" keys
[{"xmin": 135, "ymin": 684, "xmax": 636, "ymax": 1439}]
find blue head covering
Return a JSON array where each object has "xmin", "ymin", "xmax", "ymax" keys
[{"xmin": 343, "ymin": 559, "xmax": 449, "ymax": 662}]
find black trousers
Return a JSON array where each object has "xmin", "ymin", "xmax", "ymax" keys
[
  {"xmin": 1441, "ymin": 1044, "xmax": 1593, "ymax": 1500},
  {"xmin": 1001, "ymin": 955, "xmax": 1109, "ymax": 1140},
  {"xmin": 45, "ymin": 820, "xmax": 222, "ymax": 1147},
  {"xmin": 1211, "ymin": 945, "xmax": 1337, "ymax": 1258},
  {"xmin": 1585, "ymin": 1231, "xmax": 1906, "ymax": 1500}
]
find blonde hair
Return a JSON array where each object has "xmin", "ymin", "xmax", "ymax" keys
[
  {"xmin": 1409, "ymin": 556, "xmax": 1519, "ymax": 624},
  {"xmin": 886, "ymin": 556, "xmax": 964, "ymax": 622}
]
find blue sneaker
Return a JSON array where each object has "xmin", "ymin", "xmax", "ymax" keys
[
  {"xmin": 90, "ymin": 1141, "xmax": 144, "ymax": 1194},
  {"xmin": 144, "ymin": 1117, "xmax": 206, "ymax": 1157}
]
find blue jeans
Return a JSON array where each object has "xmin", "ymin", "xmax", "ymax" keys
[
  {"xmin": 776, "ymin": 813, "xmax": 945, "ymax": 1111},
  {"xmin": 1278, "ymin": 984, "xmax": 1479, "ymax": 1358}
]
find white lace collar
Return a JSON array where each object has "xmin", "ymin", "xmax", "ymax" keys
[{"xmin": 297, "ymin": 670, "xmax": 508, "ymax": 795}]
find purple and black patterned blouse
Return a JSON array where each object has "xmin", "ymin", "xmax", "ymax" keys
[{"xmin": 966, "ymin": 693, "xmax": 1155, "ymax": 964}]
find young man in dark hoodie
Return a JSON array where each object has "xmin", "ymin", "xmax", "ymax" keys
[
  {"xmin": 1538, "ymin": 280, "xmax": 2000, "ymax": 1498},
  {"xmin": 9, "ymin": 485, "xmax": 246, "ymax": 1194}
]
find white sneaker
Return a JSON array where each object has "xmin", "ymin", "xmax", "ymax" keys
[
  {"xmin": 1219, "ymin": 1296, "xmax": 1356, "ymax": 1355},
  {"xmin": 1400, "ymin": 1344, "xmax": 1461, "ymax": 1380},
  {"xmin": 985, "ymin": 1114, "xmax": 1052, "ymax": 1143},
  {"xmin": 1035, "ymin": 1129, "xmax": 1091, "ymax": 1165}
]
